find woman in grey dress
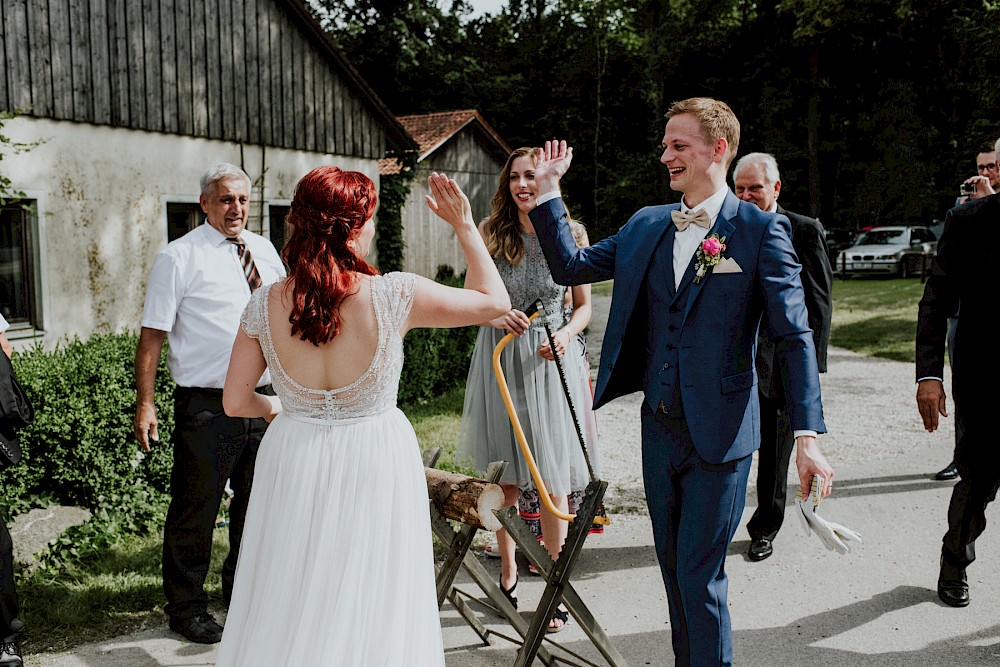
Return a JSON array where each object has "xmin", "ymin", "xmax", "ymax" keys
[{"xmin": 456, "ymin": 147, "xmax": 598, "ymax": 632}]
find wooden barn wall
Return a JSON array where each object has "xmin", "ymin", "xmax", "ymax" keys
[
  {"xmin": 0, "ymin": 0, "xmax": 384, "ymax": 158},
  {"xmin": 403, "ymin": 128, "xmax": 504, "ymax": 278}
]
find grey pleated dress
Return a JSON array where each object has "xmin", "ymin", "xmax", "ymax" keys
[{"xmin": 456, "ymin": 230, "xmax": 598, "ymax": 496}]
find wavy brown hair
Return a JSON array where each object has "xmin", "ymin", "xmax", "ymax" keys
[
  {"xmin": 483, "ymin": 147, "xmax": 536, "ymax": 265},
  {"xmin": 281, "ymin": 166, "xmax": 379, "ymax": 346},
  {"xmin": 483, "ymin": 147, "xmax": 587, "ymax": 263}
]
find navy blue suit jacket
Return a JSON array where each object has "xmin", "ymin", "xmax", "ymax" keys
[{"xmin": 529, "ymin": 191, "xmax": 826, "ymax": 463}]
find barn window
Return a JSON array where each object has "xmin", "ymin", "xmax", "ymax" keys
[
  {"xmin": 166, "ymin": 202, "xmax": 204, "ymax": 242},
  {"xmin": 269, "ymin": 204, "xmax": 291, "ymax": 255},
  {"xmin": 0, "ymin": 201, "xmax": 39, "ymax": 330}
]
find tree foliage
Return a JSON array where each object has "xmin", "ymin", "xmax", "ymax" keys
[{"xmin": 313, "ymin": 0, "xmax": 1000, "ymax": 237}]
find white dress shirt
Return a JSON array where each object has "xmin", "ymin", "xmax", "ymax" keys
[
  {"xmin": 0, "ymin": 314, "xmax": 8, "ymax": 334},
  {"xmin": 141, "ymin": 223, "xmax": 286, "ymax": 388},
  {"xmin": 672, "ymin": 187, "xmax": 728, "ymax": 290}
]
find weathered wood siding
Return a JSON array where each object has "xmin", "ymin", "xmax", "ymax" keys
[
  {"xmin": 403, "ymin": 127, "xmax": 505, "ymax": 278},
  {"xmin": 0, "ymin": 0, "xmax": 385, "ymax": 158}
]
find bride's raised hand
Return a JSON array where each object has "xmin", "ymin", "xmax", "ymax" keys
[{"xmin": 425, "ymin": 172, "xmax": 475, "ymax": 229}]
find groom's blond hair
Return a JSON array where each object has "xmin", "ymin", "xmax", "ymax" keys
[{"xmin": 665, "ymin": 98, "xmax": 740, "ymax": 170}]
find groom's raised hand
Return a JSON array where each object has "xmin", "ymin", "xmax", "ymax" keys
[{"xmin": 532, "ymin": 139, "xmax": 574, "ymax": 197}]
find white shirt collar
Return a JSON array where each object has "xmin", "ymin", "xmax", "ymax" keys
[
  {"xmin": 680, "ymin": 186, "xmax": 729, "ymax": 224},
  {"xmin": 767, "ymin": 201, "xmax": 778, "ymax": 213},
  {"xmin": 201, "ymin": 222, "xmax": 240, "ymax": 247}
]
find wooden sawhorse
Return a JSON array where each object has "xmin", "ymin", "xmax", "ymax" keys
[{"xmin": 427, "ymin": 451, "xmax": 628, "ymax": 666}]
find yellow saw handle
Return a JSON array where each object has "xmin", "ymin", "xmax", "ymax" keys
[{"xmin": 492, "ymin": 309, "xmax": 576, "ymax": 523}]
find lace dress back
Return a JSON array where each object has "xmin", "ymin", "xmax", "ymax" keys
[
  {"xmin": 240, "ymin": 272, "xmax": 417, "ymax": 420},
  {"xmin": 219, "ymin": 269, "xmax": 445, "ymax": 666}
]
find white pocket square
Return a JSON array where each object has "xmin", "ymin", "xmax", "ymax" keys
[{"xmin": 714, "ymin": 257, "xmax": 742, "ymax": 274}]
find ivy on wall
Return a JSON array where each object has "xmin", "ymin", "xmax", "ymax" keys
[
  {"xmin": 0, "ymin": 111, "xmax": 42, "ymax": 207},
  {"xmin": 376, "ymin": 158, "xmax": 417, "ymax": 273}
]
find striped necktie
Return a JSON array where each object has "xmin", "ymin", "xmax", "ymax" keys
[{"xmin": 227, "ymin": 237, "xmax": 262, "ymax": 291}]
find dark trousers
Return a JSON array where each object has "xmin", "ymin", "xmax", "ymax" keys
[
  {"xmin": 162, "ymin": 386, "xmax": 269, "ymax": 620},
  {"xmin": 641, "ymin": 401, "xmax": 751, "ymax": 667},
  {"xmin": 746, "ymin": 392, "xmax": 794, "ymax": 542},
  {"xmin": 0, "ymin": 515, "xmax": 18, "ymax": 637},
  {"xmin": 942, "ymin": 431, "xmax": 1000, "ymax": 570},
  {"xmin": 946, "ymin": 317, "xmax": 964, "ymax": 457}
]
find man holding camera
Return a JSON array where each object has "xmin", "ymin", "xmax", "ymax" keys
[
  {"xmin": 936, "ymin": 139, "xmax": 999, "ymax": 482},
  {"xmin": 917, "ymin": 136, "xmax": 1000, "ymax": 608},
  {"xmin": 956, "ymin": 140, "xmax": 998, "ymax": 206}
]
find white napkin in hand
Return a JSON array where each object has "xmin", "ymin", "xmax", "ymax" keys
[{"xmin": 794, "ymin": 474, "xmax": 862, "ymax": 554}]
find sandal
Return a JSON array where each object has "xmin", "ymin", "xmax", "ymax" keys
[
  {"xmin": 499, "ymin": 577, "xmax": 518, "ymax": 610},
  {"xmin": 546, "ymin": 605, "xmax": 570, "ymax": 633}
]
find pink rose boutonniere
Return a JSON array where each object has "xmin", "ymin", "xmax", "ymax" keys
[{"xmin": 693, "ymin": 234, "xmax": 727, "ymax": 284}]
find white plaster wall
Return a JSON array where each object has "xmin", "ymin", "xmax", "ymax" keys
[{"xmin": 3, "ymin": 116, "xmax": 379, "ymax": 348}]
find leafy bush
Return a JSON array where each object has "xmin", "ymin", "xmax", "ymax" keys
[
  {"xmin": 398, "ymin": 265, "xmax": 478, "ymax": 406},
  {"xmin": 0, "ymin": 332, "xmax": 175, "ymax": 559},
  {"xmin": 375, "ymin": 171, "xmax": 414, "ymax": 273}
]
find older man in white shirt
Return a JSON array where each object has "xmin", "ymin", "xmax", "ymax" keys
[{"xmin": 133, "ymin": 163, "xmax": 285, "ymax": 644}]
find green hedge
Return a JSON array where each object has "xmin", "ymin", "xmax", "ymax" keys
[
  {"xmin": 2, "ymin": 332, "xmax": 174, "ymax": 513},
  {"xmin": 399, "ymin": 265, "xmax": 477, "ymax": 405}
]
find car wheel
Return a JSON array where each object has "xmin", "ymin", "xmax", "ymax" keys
[{"xmin": 899, "ymin": 259, "xmax": 910, "ymax": 279}]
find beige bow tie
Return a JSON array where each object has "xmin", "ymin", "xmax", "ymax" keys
[{"xmin": 671, "ymin": 208, "xmax": 711, "ymax": 231}]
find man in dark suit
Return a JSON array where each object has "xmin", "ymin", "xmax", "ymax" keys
[
  {"xmin": 733, "ymin": 153, "xmax": 833, "ymax": 562},
  {"xmin": 916, "ymin": 146, "xmax": 1000, "ymax": 607},
  {"xmin": 935, "ymin": 140, "xmax": 999, "ymax": 481},
  {"xmin": 528, "ymin": 97, "xmax": 834, "ymax": 666}
]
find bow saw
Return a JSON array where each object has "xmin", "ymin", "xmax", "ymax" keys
[{"xmin": 491, "ymin": 299, "xmax": 610, "ymax": 525}]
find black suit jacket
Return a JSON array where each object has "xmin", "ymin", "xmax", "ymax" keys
[
  {"xmin": 0, "ymin": 351, "xmax": 33, "ymax": 467},
  {"xmin": 756, "ymin": 205, "xmax": 834, "ymax": 399},
  {"xmin": 916, "ymin": 194, "xmax": 999, "ymax": 451}
]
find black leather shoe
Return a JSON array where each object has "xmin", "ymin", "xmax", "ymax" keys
[
  {"xmin": 1, "ymin": 620, "xmax": 24, "ymax": 667},
  {"xmin": 938, "ymin": 557, "xmax": 970, "ymax": 607},
  {"xmin": 0, "ymin": 639, "xmax": 23, "ymax": 667},
  {"xmin": 748, "ymin": 537, "xmax": 773, "ymax": 562},
  {"xmin": 169, "ymin": 612, "xmax": 224, "ymax": 644},
  {"xmin": 934, "ymin": 462, "xmax": 959, "ymax": 481}
]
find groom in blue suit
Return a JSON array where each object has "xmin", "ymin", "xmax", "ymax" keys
[{"xmin": 529, "ymin": 98, "xmax": 835, "ymax": 666}]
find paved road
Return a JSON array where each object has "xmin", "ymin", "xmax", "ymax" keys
[{"xmin": 31, "ymin": 293, "xmax": 1000, "ymax": 666}]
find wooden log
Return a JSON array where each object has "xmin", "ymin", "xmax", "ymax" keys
[{"xmin": 425, "ymin": 468, "xmax": 505, "ymax": 532}]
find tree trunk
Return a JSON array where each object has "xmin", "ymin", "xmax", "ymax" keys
[
  {"xmin": 425, "ymin": 468, "xmax": 505, "ymax": 532},
  {"xmin": 808, "ymin": 45, "xmax": 821, "ymax": 218}
]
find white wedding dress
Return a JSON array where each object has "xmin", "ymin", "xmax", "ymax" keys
[{"xmin": 215, "ymin": 273, "xmax": 445, "ymax": 666}]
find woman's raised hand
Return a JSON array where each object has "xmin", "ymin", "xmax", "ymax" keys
[{"xmin": 426, "ymin": 172, "xmax": 474, "ymax": 229}]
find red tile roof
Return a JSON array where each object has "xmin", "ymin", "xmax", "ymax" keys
[{"xmin": 379, "ymin": 110, "xmax": 510, "ymax": 175}]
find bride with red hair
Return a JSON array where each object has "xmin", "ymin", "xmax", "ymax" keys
[{"xmin": 217, "ymin": 166, "xmax": 509, "ymax": 665}]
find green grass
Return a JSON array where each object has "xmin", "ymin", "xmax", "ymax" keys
[
  {"xmin": 830, "ymin": 277, "xmax": 926, "ymax": 362},
  {"xmin": 18, "ymin": 528, "xmax": 230, "ymax": 654},
  {"xmin": 591, "ymin": 279, "xmax": 613, "ymax": 297}
]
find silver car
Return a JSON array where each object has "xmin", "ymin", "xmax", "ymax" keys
[{"xmin": 835, "ymin": 225, "xmax": 938, "ymax": 278}]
